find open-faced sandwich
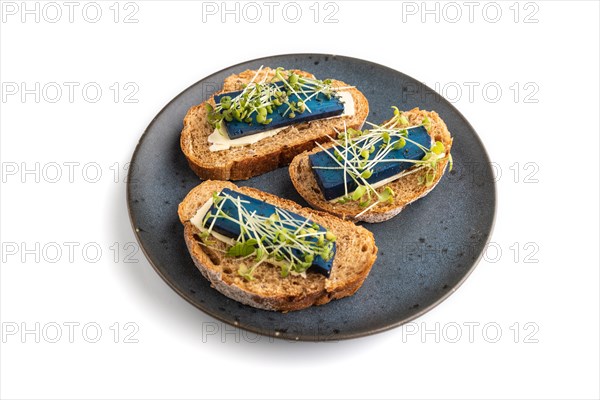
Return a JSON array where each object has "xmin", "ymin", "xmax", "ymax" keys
[
  {"xmin": 178, "ymin": 180, "xmax": 377, "ymax": 311},
  {"xmin": 180, "ymin": 67, "xmax": 369, "ymax": 180},
  {"xmin": 290, "ymin": 107, "xmax": 454, "ymax": 223}
]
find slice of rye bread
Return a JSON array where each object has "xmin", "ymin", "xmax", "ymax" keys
[
  {"xmin": 180, "ymin": 67, "xmax": 369, "ymax": 181},
  {"xmin": 289, "ymin": 108, "xmax": 454, "ymax": 223},
  {"xmin": 178, "ymin": 180, "xmax": 378, "ymax": 311}
]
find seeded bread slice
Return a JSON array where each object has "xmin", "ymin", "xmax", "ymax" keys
[
  {"xmin": 178, "ymin": 180, "xmax": 378, "ymax": 311},
  {"xmin": 289, "ymin": 108, "xmax": 454, "ymax": 223},
  {"xmin": 180, "ymin": 68, "xmax": 369, "ymax": 181}
]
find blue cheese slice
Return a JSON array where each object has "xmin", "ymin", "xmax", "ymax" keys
[
  {"xmin": 213, "ymin": 82, "xmax": 345, "ymax": 139},
  {"xmin": 309, "ymin": 126, "xmax": 432, "ymax": 200},
  {"xmin": 195, "ymin": 188, "xmax": 336, "ymax": 277},
  {"xmin": 208, "ymin": 91, "xmax": 354, "ymax": 152}
]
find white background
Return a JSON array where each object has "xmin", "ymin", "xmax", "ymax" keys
[{"xmin": 1, "ymin": 1, "xmax": 599, "ymax": 399}]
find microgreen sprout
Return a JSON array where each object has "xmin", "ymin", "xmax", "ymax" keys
[
  {"xmin": 206, "ymin": 66, "xmax": 351, "ymax": 130},
  {"xmin": 312, "ymin": 108, "xmax": 450, "ymax": 217},
  {"xmin": 199, "ymin": 192, "xmax": 336, "ymax": 281}
]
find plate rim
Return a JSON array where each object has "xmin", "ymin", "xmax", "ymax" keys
[{"xmin": 126, "ymin": 52, "xmax": 497, "ymax": 341}]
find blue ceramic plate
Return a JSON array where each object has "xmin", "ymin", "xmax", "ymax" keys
[{"xmin": 127, "ymin": 54, "xmax": 496, "ymax": 341}]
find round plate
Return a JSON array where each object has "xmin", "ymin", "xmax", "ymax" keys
[{"xmin": 127, "ymin": 54, "xmax": 496, "ymax": 341}]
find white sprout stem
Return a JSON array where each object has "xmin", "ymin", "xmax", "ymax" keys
[
  {"xmin": 343, "ymin": 122, "xmax": 349, "ymax": 196},
  {"xmin": 364, "ymin": 121, "xmax": 421, "ymax": 131},
  {"xmin": 354, "ymin": 199, "xmax": 382, "ymax": 219}
]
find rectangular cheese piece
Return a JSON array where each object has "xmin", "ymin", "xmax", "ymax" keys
[
  {"xmin": 214, "ymin": 82, "xmax": 344, "ymax": 139},
  {"xmin": 309, "ymin": 126, "xmax": 432, "ymax": 200},
  {"xmin": 203, "ymin": 188, "xmax": 335, "ymax": 277}
]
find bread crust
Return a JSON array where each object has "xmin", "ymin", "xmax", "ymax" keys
[
  {"xmin": 289, "ymin": 108, "xmax": 454, "ymax": 223},
  {"xmin": 180, "ymin": 68, "xmax": 369, "ymax": 181},
  {"xmin": 178, "ymin": 180, "xmax": 378, "ymax": 311}
]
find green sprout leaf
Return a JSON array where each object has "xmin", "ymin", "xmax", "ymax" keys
[
  {"xmin": 432, "ymin": 141, "xmax": 445, "ymax": 155},
  {"xmin": 347, "ymin": 128, "xmax": 362, "ymax": 138},
  {"xmin": 382, "ymin": 131, "xmax": 391, "ymax": 144},
  {"xmin": 352, "ymin": 185, "xmax": 367, "ymax": 201},
  {"xmin": 422, "ymin": 116, "xmax": 431, "ymax": 130},
  {"xmin": 280, "ymin": 263, "xmax": 290, "ymax": 278},
  {"xmin": 226, "ymin": 239, "xmax": 258, "ymax": 257},
  {"xmin": 398, "ymin": 115, "xmax": 409, "ymax": 126},
  {"xmin": 255, "ymin": 247, "xmax": 265, "ymax": 262},
  {"xmin": 425, "ymin": 169, "xmax": 436, "ymax": 186},
  {"xmin": 393, "ymin": 137, "xmax": 406, "ymax": 150},
  {"xmin": 237, "ymin": 264, "xmax": 255, "ymax": 281},
  {"xmin": 380, "ymin": 187, "xmax": 395, "ymax": 203},
  {"xmin": 360, "ymin": 169, "xmax": 373, "ymax": 179}
]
